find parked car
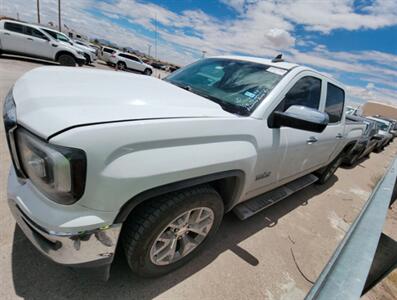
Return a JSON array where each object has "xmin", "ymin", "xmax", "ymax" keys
[
  {"xmin": 0, "ymin": 20, "xmax": 86, "ymax": 66},
  {"xmin": 151, "ymin": 62, "xmax": 167, "ymax": 70},
  {"xmin": 373, "ymin": 115, "xmax": 397, "ymax": 137},
  {"xmin": 109, "ymin": 51, "xmax": 153, "ymax": 75},
  {"xmin": 4, "ymin": 56, "xmax": 365, "ymax": 280},
  {"xmin": 343, "ymin": 115, "xmax": 379, "ymax": 165},
  {"xmin": 367, "ymin": 116, "xmax": 394, "ymax": 151},
  {"xmin": 99, "ymin": 46, "xmax": 117, "ymax": 63},
  {"xmin": 39, "ymin": 27, "xmax": 97, "ymax": 65}
]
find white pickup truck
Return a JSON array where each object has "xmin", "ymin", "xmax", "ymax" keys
[{"xmin": 4, "ymin": 55, "xmax": 365, "ymax": 279}]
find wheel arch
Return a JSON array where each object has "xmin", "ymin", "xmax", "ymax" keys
[
  {"xmin": 55, "ymin": 50, "xmax": 76, "ymax": 61},
  {"xmin": 114, "ymin": 170, "xmax": 245, "ymax": 223}
]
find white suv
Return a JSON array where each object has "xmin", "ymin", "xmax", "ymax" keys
[
  {"xmin": 39, "ymin": 27, "xmax": 97, "ymax": 65},
  {"xmin": 0, "ymin": 20, "xmax": 86, "ymax": 66},
  {"xmin": 109, "ymin": 51, "xmax": 153, "ymax": 75}
]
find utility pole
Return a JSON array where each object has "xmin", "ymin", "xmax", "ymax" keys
[
  {"xmin": 37, "ymin": 0, "xmax": 41, "ymax": 24},
  {"xmin": 147, "ymin": 44, "xmax": 152, "ymax": 57},
  {"xmin": 154, "ymin": 14, "xmax": 158, "ymax": 60},
  {"xmin": 58, "ymin": 0, "xmax": 62, "ymax": 32},
  {"xmin": 202, "ymin": 50, "xmax": 207, "ymax": 58}
]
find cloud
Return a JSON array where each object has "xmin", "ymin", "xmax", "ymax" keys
[{"xmin": 2, "ymin": 0, "xmax": 396, "ymax": 104}]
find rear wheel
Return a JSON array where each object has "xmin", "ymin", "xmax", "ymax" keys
[
  {"xmin": 117, "ymin": 61, "xmax": 126, "ymax": 71},
  {"xmin": 84, "ymin": 54, "xmax": 91, "ymax": 65},
  {"xmin": 122, "ymin": 185, "xmax": 224, "ymax": 277},
  {"xmin": 144, "ymin": 68, "xmax": 152, "ymax": 76},
  {"xmin": 316, "ymin": 154, "xmax": 343, "ymax": 185},
  {"xmin": 58, "ymin": 54, "xmax": 76, "ymax": 66}
]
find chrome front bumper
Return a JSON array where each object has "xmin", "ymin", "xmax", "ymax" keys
[{"xmin": 8, "ymin": 198, "xmax": 121, "ymax": 266}]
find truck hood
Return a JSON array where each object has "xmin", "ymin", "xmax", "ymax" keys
[{"xmin": 13, "ymin": 67, "xmax": 233, "ymax": 139}]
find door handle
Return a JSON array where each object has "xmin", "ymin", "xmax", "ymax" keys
[
  {"xmin": 4, "ymin": 32, "xmax": 10, "ymax": 35},
  {"xmin": 336, "ymin": 133, "xmax": 344, "ymax": 139},
  {"xmin": 27, "ymin": 38, "xmax": 33, "ymax": 41},
  {"xmin": 307, "ymin": 136, "xmax": 318, "ymax": 144}
]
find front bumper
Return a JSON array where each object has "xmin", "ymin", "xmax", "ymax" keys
[{"xmin": 8, "ymin": 197, "xmax": 121, "ymax": 266}]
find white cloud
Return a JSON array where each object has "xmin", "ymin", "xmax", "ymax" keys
[{"xmin": 2, "ymin": 0, "xmax": 396, "ymax": 105}]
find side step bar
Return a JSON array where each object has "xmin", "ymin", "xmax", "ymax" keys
[{"xmin": 233, "ymin": 174, "xmax": 319, "ymax": 220}]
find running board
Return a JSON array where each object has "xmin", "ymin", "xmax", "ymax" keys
[{"xmin": 233, "ymin": 174, "xmax": 319, "ymax": 220}]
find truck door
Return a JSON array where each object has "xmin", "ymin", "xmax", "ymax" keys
[
  {"xmin": 1, "ymin": 22, "xmax": 26, "ymax": 52},
  {"xmin": 23, "ymin": 25, "xmax": 52, "ymax": 59},
  {"xmin": 310, "ymin": 82, "xmax": 346, "ymax": 166},
  {"xmin": 275, "ymin": 75, "xmax": 326, "ymax": 181}
]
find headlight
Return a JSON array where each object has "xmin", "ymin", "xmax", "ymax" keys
[
  {"xmin": 3, "ymin": 88, "xmax": 16, "ymax": 131},
  {"xmin": 16, "ymin": 128, "xmax": 86, "ymax": 205}
]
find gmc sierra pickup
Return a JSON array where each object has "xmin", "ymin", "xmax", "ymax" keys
[{"xmin": 4, "ymin": 55, "xmax": 365, "ymax": 279}]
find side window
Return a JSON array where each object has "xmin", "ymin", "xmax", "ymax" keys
[
  {"xmin": 119, "ymin": 53, "xmax": 126, "ymax": 58},
  {"xmin": 25, "ymin": 26, "xmax": 47, "ymax": 40},
  {"xmin": 4, "ymin": 22, "xmax": 24, "ymax": 33},
  {"xmin": 127, "ymin": 55, "xmax": 139, "ymax": 62},
  {"xmin": 282, "ymin": 76, "xmax": 321, "ymax": 111},
  {"xmin": 325, "ymin": 83, "xmax": 345, "ymax": 123},
  {"xmin": 104, "ymin": 48, "xmax": 114, "ymax": 54}
]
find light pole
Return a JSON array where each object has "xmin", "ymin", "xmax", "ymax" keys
[
  {"xmin": 37, "ymin": 0, "xmax": 40, "ymax": 24},
  {"xmin": 147, "ymin": 44, "xmax": 152, "ymax": 57},
  {"xmin": 58, "ymin": 0, "xmax": 62, "ymax": 32},
  {"xmin": 202, "ymin": 50, "xmax": 207, "ymax": 58}
]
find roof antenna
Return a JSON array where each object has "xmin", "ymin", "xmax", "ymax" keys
[{"xmin": 272, "ymin": 53, "xmax": 284, "ymax": 63}]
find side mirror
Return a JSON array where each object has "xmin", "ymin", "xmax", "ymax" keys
[{"xmin": 271, "ymin": 105, "xmax": 329, "ymax": 133}]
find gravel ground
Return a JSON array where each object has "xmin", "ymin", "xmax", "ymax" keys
[{"xmin": 0, "ymin": 54, "xmax": 396, "ymax": 300}]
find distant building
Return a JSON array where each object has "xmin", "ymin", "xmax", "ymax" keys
[{"xmin": 362, "ymin": 101, "xmax": 397, "ymax": 119}]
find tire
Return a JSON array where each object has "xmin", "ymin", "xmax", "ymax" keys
[
  {"xmin": 117, "ymin": 61, "xmax": 126, "ymax": 71},
  {"xmin": 84, "ymin": 54, "xmax": 91, "ymax": 65},
  {"xmin": 122, "ymin": 185, "xmax": 224, "ymax": 277},
  {"xmin": 144, "ymin": 68, "xmax": 152, "ymax": 76},
  {"xmin": 344, "ymin": 152, "xmax": 359, "ymax": 166},
  {"xmin": 316, "ymin": 154, "xmax": 343, "ymax": 185},
  {"xmin": 57, "ymin": 54, "xmax": 76, "ymax": 66}
]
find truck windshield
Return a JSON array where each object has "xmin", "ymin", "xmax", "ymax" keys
[{"xmin": 164, "ymin": 58, "xmax": 284, "ymax": 116}]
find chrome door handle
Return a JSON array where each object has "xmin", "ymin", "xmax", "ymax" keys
[
  {"xmin": 307, "ymin": 136, "xmax": 318, "ymax": 144},
  {"xmin": 336, "ymin": 133, "xmax": 344, "ymax": 139}
]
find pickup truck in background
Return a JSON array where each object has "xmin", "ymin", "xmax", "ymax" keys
[
  {"xmin": 367, "ymin": 116, "xmax": 394, "ymax": 150},
  {"xmin": 4, "ymin": 55, "xmax": 366, "ymax": 279},
  {"xmin": 343, "ymin": 115, "xmax": 379, "ymax": 165}
]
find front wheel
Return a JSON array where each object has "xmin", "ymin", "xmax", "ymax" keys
[
  {"xmin": 122, "ymin": 185, "xmax": 224, "ymax": 277},
  {"xmin": 57, "ymin": 54, "xmax": 76, "ymax": 66},
  {"xmin": 144, "ymin": 68, "xmax": 152, "ymax": 76},
  {"xmin": 117, "ymin": 61, "xmax": 126, "ymax": 71}
]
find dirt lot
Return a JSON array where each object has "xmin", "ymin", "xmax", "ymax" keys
[{"xmin": 0, "ymin": 55, "xmax": 396, "ymax": 300}]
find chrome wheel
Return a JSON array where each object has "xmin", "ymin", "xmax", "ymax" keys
[{"xmin": 149, "ymin": 207, "xmax": 214, "ymax": 266}]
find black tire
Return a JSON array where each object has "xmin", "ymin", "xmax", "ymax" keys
[
  {"xmin": 84, "ymin": 54, "xmax": 91, "ymax": 65},
  {"xmin": 316, "ymin": 154, "xmax": 343, "ymax": 185},
  {"xmin": 58, "ymin": 53, "xmax": 76, "ymax": 66},
  {"xmin": 144, "ymin": 68, "xmax": 152, "ymax": 76},
  {"xmin": 117, "ymin": 61, "xmax": 126, "ymax": 71},
  {"xmin": 122, "ymin": 185, "xmax": 224, "ymax": 277}
]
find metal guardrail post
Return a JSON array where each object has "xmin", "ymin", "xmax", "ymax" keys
[{"xmin": 305, "ymin": 157, "xmax": 397, "ymax": 300}]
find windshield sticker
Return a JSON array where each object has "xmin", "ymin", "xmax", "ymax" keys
[
  {"xmin": 267, "ymin": 67, "xmax": 287, "ymax": 76},
  {"xmin": 244, "ymin": 91, "xmax": 256, "ymax": 98}
]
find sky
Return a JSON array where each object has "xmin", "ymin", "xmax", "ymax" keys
[{"xmin": 1, "ymin": 0, "xmax": 396, "ymax": 105}]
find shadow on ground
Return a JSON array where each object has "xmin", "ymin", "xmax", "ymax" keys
[
  {"xmin": 0, "ymin": 54, "xmax": 56, "ymax": 66},
  {"xmin": 11, "ymin": 176, "xmax": 338, "ymax": 299}
]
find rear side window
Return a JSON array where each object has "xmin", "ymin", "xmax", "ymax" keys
[
  {"xmin": 325, "ymin": 83, "xmax": 345, "ymax": 123},
  {"xmin": 282, "ymin": 76, "xmax": 321, "ymax": 111},
  {"xmin": 103, "ymin": 48, "xmax": 114, "ymax": 53},
  {"xmin": 4, "ymin": 22, "xmax": 24, "ymax": 33},
  {"xmin": 25, "ymin": 26, "xmax": 47, "ymax": 40}
]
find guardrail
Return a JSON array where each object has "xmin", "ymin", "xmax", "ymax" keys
[{"xmin": 305, "ymin": 156, "xmax": 397, "ymax": 300}]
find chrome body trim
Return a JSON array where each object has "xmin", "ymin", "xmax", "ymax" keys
[{"xmin": 8, "ymin": 198, "xmax": 122, "ymax": 266}]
